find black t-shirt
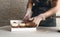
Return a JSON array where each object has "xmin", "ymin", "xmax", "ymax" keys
[
  {"xmin": 31, "ymin": 0, "xmax": 56, "ymax": 27},
  {"xmin": 32, "ymin": 0, "xmax": 52, "ymax": 17}
]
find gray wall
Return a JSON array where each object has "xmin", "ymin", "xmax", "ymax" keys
[{"xmin": 0, "ymin": 0, "xmax": 28, "ymax": 26}]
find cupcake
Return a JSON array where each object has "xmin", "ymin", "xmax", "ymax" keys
[
  {"xmin": 25, "ymin": 22, "xmax": 37, "ymax": 27},
  {"xmin": 19, "ymin": 23, "xmax": 26, "ymax": 27},
  {"xmin": 11, "ymin": 22, "xmax": 18, "ymax": 28},
  {"xmin": 19, "ymin": 21, "xmax": 37, "ymax": 28}
]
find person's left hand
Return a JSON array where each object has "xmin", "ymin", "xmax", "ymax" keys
[{"xmin": 30, "ymin": 16, "xmax": 42, "ymax": 26}]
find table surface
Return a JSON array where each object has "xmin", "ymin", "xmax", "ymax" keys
[{"xmin": 0, "ymin": 26, "xmax": 60, "ymax": 37}]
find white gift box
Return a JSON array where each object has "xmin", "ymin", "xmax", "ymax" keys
[
  {"xmin": 11, "ymin": 28, "xmax": 36, "ymax": 32},
  {"xmin": 10, "ymin": 20, "xmax": 37, "ymax": 32},
  {"xmin": 10, "ymin": 20, "xmax": 23, "ymax": 26},
  {"xmin": 10, "ymin": 20, "xmax": 60, "ymax": 32}
]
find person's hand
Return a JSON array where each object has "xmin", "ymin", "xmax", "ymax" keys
[
  {"xmin": 30, "ymin": 16, "xmax": 42, "ymax": 27},
  {"xmin": 23, "ymin": 8, "xmax": 32, "ymax": 22},
  {"xmin": 23, "ymin": 14, "xmax": 31, "ymax": 22}
]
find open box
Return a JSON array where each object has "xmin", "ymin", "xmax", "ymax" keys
[
  {"xmin": 10, "ymin": 20, "xmax": 37, "ymax": 32},
  {"xmin": 10, "ymin": 20, "xmax": 60, "ymax": 32}
]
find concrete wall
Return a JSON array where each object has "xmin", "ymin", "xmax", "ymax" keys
[{"xmin": 0, "ymin": 0, "xmax": 28, "ymax": 26}]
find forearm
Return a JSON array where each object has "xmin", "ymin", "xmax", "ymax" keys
[
  {"xmin": 38, "ymin": 0, "xmax": 60, "ymax": 19},
  {"xmin": 38, "ymin": 7, "xmax": 58, "ymax": 20},
  {"xmin": 26, "ymin": 8, "xmax": 32, "ymax": 16},
  {"xmin": 25, "ymin": 0, "xmax": 33, "ymax": 16},
  {"xmin": 43, "ymin": 7, "xmax": 58, "ymax": 18}
]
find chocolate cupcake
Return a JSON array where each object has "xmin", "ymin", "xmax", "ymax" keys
[{"xmin": 19, "ymin": 21, "xmax": 37, "ymax": 28}]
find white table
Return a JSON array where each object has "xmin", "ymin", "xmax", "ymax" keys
[{"xmin": 0, "ymin": 26, "xmax": 60, "ymax": 37}]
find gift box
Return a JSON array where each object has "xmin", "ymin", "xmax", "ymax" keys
[{"xmin": 10, "ymin": 20, "xmax": 37, "ymax": 32}]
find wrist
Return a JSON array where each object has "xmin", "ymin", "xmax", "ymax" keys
[
  {"xmin": 38, "ymin": 14, "xmax": 46, "ymax": 20},
  {"xmin": 37, "ymin": 16, "xmax": 43, "ymax": 20},
  {"xmin": 27, "ymin": 8, "xmax": 31, "ymax": 13},
  {"xmin": 26, "ymin": 9, "xmax": 32, "ymax": 17}
]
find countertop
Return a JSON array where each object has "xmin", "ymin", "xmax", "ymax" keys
[{"xmin": 0, "ymin": 26, "xmax": 60, "ymax": 37}]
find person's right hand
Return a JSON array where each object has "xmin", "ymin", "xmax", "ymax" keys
[
  {"xmin": 23, "ymin": 14, "xmax": 30, "ymax": 22},
  {"xmin": 23, "ymin": 8, "xmax": 32, "ymax": 22}
]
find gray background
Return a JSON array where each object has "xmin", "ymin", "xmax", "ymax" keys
[{"xmin": 0, "ymin": 0, "xmax": 28, "ymax": 26}]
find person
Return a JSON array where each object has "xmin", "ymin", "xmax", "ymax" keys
[{"xmin": 23, "ymin": 0, "xmax": 60, "ymax": 27}]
